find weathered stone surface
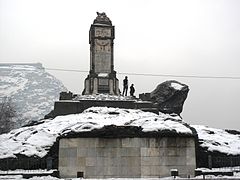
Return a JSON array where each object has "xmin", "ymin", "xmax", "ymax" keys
[
  {"xmin": 150, "ymin": 80, "xmax": 189, "ymax": 115},
  {"xmin": 59, "ymin": 137, "xmax": 196, "ymax": 178}
]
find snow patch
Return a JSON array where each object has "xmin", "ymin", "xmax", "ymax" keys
[
  {"xmin": 171, "ymin": 82, "xmax": 184, "ymax": 90},
  {"xmin": 193, "ymin": 125, "xmax": 240, "ymax": 155}
]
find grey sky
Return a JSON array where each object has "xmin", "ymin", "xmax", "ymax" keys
[{"xmin": 0, "ymin": 0, "xmax": 240, "ymax": 130}]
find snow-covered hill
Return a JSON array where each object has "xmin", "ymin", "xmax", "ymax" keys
[
  {"xmin": 0, "ymin": 104, "xmax": 240, "ymax": 161},
  {"xmin": 0, "ymin": 107, "xmax": 191, "ymax": 159},
  {"xmin": 193, "ymin": 125, "xmax": 240, "ymax": 155},
  {"xmin": 0, "ymin": 63, "xmax": 67, "ymax": 124}
]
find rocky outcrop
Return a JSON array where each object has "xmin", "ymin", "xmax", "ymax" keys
[{"xmin": 150, "ymin": 80, "xmax": 189, "ymax": 115}]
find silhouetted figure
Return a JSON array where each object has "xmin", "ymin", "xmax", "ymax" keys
[
  {"xmin": 130, "ymin": 84, "xmax": 135, "ymax": 96},
  {"xmin": 122, "ymin": 76, "xmax": 128, "ymax": 96}
]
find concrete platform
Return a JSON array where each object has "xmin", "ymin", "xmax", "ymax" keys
[{"xmin": 46, "ymin": 98, "xmax": 158, "ymax": 118}]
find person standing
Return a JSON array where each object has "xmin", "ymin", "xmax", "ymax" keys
[
  {"xmin": 130, "ymin": 84, "xmax": 135, "ymax": 97},
  {"xmin": 122, "ymin": 76, "xmax": 128, "ymax": 96}
]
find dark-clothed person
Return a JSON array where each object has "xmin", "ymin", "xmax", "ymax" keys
[
  {"xmin": 130, "ymin": 84, "xmax": 135, "ymax": 96},
  {"xmin": 122, "ymin": 76, "xmax": 128, "ymax": 96}
]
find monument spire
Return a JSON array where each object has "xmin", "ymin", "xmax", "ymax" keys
[{"xmin": 83, "ymin": 12, "xmax": 119, "ymax": 95}]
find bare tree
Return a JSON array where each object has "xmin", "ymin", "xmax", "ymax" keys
[{"xmin": 0, "ymin": 97, "xmax": 16, "ymax": 134}]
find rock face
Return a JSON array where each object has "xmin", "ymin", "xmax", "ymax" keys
[{"xmin": 150, "ymin": 80, "xmax": 189, "ymax": 115}]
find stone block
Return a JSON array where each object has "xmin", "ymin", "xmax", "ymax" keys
[
  {"xmin": 149, "ymin": 166, "xmax": 161, "ymax": 176},
  {"xmin": 95, "ymin": 166, "xmax": 105, "ymax": 176},
  {"xmin": 95, "ymin": 138, "xmax": 105, "ymax": 147},
  {"xmin": 77, "ymin": 157, "xmax": 86, "ymax": 167},
  {"xmin": 166, "ymin": 137, "xmax": 177, "ymax": 147},
  {"xmin": 59, "ymin": 157, "xmax": 67, "ymax": 167},
  {"xmin": 103, "ymin": 166, "xmax": 120, "ymax": 176},
  {"xmin": 104, "ymin": 157, "xmax": 121, "ymax": 167},
  {"xmin": 87, "ymin": 148, "xmax": 97, "ymax": 157},
  {"xmin": 96, "ymin": 157, "xmax": 105, "ymax": 167},
  {"xmin": 140, "ymin": 138, "xmax": 148, "ymax": 147},
  {"xmin": 141, "ymin": 157, "xmax": 161, "ymax": 166},
  {"xmin": 121, "ymin": 156, "xmax": 140, "ymax": 167},
  {"xmin": 141, "ymin": 147, "xmax": 161, "ymax": 157},
  {"xmin": 165, "ymin": 156, "xmax": 186, "ymax": 166},
  {"xmin": 158, "ymin": 165, "xmax": 171, "ymax": 177},
  {"xmin": 59, "ymin": 139, "xmax": 68, "ymax": 148},
  {"xmin": 122, "ymin": 138, "xmax": 140, "ymax": 147},
  {"xmin": 66, "ymin": 157, "xmax": 77, "ymax": 167},
  {"xmin": 86, "ymin": 166, "xmax": 97, "ymax": 177},
  {"xmin": 59, "ymin": 166, "xmax": 78, "ymax": 178},
  {"xmin": 77, "ymin": 147, "xmax": 87, "ymax": 157},
  {"xmin": 86, "ymin": 157, "xmax": 97, "ymax": 166},
  {"xmin": 186, "ymin": 147, "xmax": 196, "ymax": 163},
  {"xmin": 59, "ymin": 147, "xmax": 77, "ymax": 158},
  {"xmin": 166, "ymin": 147, "xmax": 178, "ymax": 156},
  {"xmin": 67, "ymin": 138, "xmax": 78, "ymax": 147},
  {"xmin": 140, "ymin": 147, "xmax": 148, "ymax": 156},
  {"xmin": 149, "ymin": 138, "xmax": 157, "ymax": 148},
  {"xmin": 103, "ymin": 147, "xmax": 121, "ymax": 157},
  {"xmin": 77, "ymin": 138, "xmax": 95, "ymax": 147},
  {"xmin": 121, "ymin": 166, "xmax": 141, "ymax": 177},
  {"xmin": 104, "ymin": 138, "xmax": 121, "ymax": 148},
  {"xmin": 186, "ymin": 138, "xmax": 195, "ymax": 147},
  {"xmin": 178, "ymin": 148, "xmax": 186, "ymax": 156},
  {"xmin": 156, "ymin": 137, "xmax": 167, "ymax": 147},
  {"xmin": 121, "ymin": 147, "xmax": 140, "ymax": 156},
  {"xmin": 141, "ymin": 166, "xmax": 151, "ymax": 176},
  {"xmin": 176, "ymin": 137, "xmax": 186, "ymax": 147},
  {"xmin": 59, "ymin": 148, "xmax": 67, "ymax": 157},
  {"xmin": 96, "ymin": 147, "xmax": 105, "ymax": 157},
  {"xmin": 186, "ymin": 148, "xmax": 196, "ymax": 166}
]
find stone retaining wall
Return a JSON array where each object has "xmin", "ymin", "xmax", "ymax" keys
[{"xmin": 59, "ymin": 137, "xmax": 196, "ymax": 178}]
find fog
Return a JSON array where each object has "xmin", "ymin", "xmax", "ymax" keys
[{"xmin": 1, "ymin": 0, "xmax": 240, "ymax": 130}]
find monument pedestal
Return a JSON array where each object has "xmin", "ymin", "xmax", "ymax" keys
[{"xmin": 84, "ymin": 72, "xmax": 119, "ymax": 95}]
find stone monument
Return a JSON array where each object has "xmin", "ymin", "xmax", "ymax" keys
[{"xmin": 83, "ymin": 12, "xmax": 119, "ymax": 95}]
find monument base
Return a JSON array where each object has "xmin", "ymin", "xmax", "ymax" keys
[
  {"xmin": 82, "ymin": 72, "xmax": 119, "ymax": 95},
  {"xmin": 45, "ymin": 94, "xmax": 158, "ymax": 119}
]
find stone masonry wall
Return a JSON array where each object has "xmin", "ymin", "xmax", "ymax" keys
[{"xmin": 59, "ymin": 137, "xmax": 196, "ymax": 178}]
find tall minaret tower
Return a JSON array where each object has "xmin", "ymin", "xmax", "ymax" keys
[{"xmin": 83, "ymin": 12, "xmax": 119, "ymax": 95}]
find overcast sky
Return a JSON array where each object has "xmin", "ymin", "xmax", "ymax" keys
[{"xmin": 1, "ymin": 0, "xmax": 240, "ymax": 130}]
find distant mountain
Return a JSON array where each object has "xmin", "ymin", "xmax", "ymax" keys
[{"xmin": 0, "ymin": 63, "xmax": 67, "ymax": 125}]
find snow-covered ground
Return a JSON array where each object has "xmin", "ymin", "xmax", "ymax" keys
[
  {"xmin": 0, "ymin": 107, "xmax": 190, "ymax": 159},
  {"xmin": 193, "ymin": 125, "xmax": 240, "ymax": 155},
  {"xmin": 1, "ymin": 105, "xmax": 240, "ymax": 159},
  {"xmin": 1, "ymin": 174, "xmax": 240, "ymax": 179},
  {"xmin": 0, "ymin": 63, "xmax": 67, "ymax": 124}
]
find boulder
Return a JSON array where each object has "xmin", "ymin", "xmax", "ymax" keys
[{"xmin": 150, "ymin": 80, "xmax": 189, "ymax": 115}]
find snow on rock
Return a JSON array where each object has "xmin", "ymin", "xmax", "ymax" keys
[
  {"xmin": 0, "ymin": 107, "xmax": 192, "ymax": 159},
  {"xmin": 0, "ymin": 63, "xmax": 67, "ymax": 124},
  {"xmin": 171, "ymin": 82, "xmax": 184, "ymax": 90},
  {"xmin": 193, "ymin": 125, "xmax": 240, "ymax": 155}
]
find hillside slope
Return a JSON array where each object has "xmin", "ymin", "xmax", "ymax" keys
[
  {"xmin": 0, "ymin": 107, "xmax": 191, "ymax": 159},
  {"xmin": 193, "ymin": 125, "xmax": 240, "ymax": 155},
  {"xmin": 0, "ymin": 63, "xmax": 67, "ymax": 124}
]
